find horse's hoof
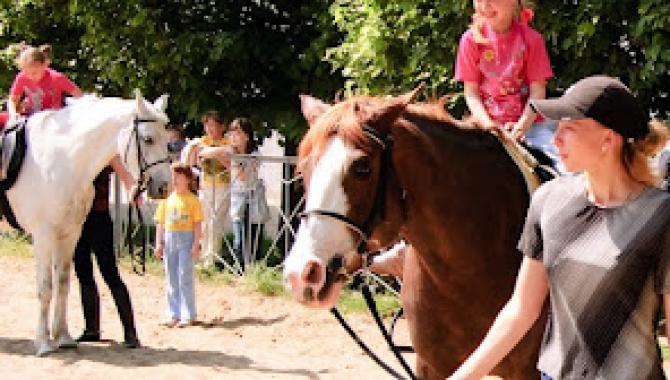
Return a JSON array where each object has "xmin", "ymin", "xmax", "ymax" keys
[
  {"xmin": 57, "ymin": 336, "xmax": 78, "ymax": 349},
  {"xmin": 35, "ymin": 342, "xmax": 55, "ymax": 357}
]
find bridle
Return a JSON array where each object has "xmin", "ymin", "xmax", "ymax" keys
[
  {"xmin": 124, "ymin": 115, "xmax": 171, "ymax": 275},
  {"xmin": 299, "ymin": 124, "xmax": 393, "ymax": 271},
  {"xmin": 297, "ymin": 124, "xmax": 417, "ymax": 379},
  {"xmin": 124, "ymin": 116, "xmax": 172, "ymax": 196},
  {"xmin": 299, "ymin": 125, "xmax": 390, "ymax": 252}
]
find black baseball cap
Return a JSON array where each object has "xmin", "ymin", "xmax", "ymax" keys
[{"xmin": 530, "ymin": 75, "xmax": 649, "ymax": 140}]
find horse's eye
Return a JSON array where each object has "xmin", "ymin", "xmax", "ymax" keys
[
  {"xmin": 352, "ymin": 159, "xmax": 372, "ymax": 179},
  {"xmin": 143, "ymin": 136, "xmax": 154, "ymax": 145}
]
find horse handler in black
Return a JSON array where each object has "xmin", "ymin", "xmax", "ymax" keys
[{"xmin": 74, "ymin": 157, "xmax": 140, "ymax": 348}]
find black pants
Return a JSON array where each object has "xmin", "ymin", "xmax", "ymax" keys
[{"xmin": 73, "ymin": 211, "xmax": 125, "ymax": 289}]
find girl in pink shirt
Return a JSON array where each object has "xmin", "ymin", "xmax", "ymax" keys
[
  {"xmin": 9, "ymin": 44, "xmax": 82, "ymax": 117},
  {"xmin": 455, "ymin": 0, "xmax": 560, "ymax": 169}
]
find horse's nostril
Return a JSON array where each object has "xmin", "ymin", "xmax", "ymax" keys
[{"xmin": 302, "ymin": 261, "xmax": 323, "ymax": 286}]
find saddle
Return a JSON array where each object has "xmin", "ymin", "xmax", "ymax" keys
[
  {"xmin": 0, "ymin": 119, "xmax": 28, "ymax": 230},
  {"xmin": 499, "ymin": 138, "xmax": 557, "ymax": 194}
]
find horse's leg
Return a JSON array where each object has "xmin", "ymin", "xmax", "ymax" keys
[
  {"xmin": 33, "ymin": 233, "xmax": 55, "ymax": 356},
  {"xmin": 52, "ymin": 233, "xmax": 79, "ymax": 349}
]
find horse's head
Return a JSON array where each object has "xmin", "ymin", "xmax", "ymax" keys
[
  {"xmin": 120, "ymin": 91, "xmax": 171, "ymax": 199},
  {"xmin": 283, "ymin": 86, "xmax": 422, "ymax": 309}
]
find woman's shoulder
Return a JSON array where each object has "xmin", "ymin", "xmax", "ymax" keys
[
  {"xmin": 531, "ymin": 173, "xmax": 583, "ymax": 204},
  {"xmin": 638, "ymin": 186, "xmax": 670, "ymax": 208}
]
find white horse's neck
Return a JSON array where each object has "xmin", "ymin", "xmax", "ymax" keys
[{"xmin": 30, "ymin": 98, "xmax": 136, "ymax": 186}]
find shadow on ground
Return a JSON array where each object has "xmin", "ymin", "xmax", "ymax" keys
[{"xmin": 0, "ymin": 337, "xmax": 325, "ymax": 379}]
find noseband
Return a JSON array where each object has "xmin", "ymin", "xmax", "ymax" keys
[{"xmin": 299, "ymin": 125, "xmax": 392, "ymax": 262}]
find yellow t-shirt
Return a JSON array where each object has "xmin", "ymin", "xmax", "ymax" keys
[
  {"xmin": 200, "ymin": 135, "xmax": 230, "ymax": 185},
  {"xmin": 154, "ymin": 191, "xmax": 204, "ymax": 232}
]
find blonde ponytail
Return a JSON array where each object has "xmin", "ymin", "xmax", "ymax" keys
[{"xmin": 623, "ymin": 120, "xmax": 670, "ymax": 187}]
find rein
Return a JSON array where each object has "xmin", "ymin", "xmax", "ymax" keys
[
  {"xmin": 298, "ymin": 124, "xmax": 417, "ymax": 380},
  {"xmin": 124, "ymin": 116, "xmax": 171, "ymax": 275}
]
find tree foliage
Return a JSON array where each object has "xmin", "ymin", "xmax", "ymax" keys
[
  {"xmin": 1, "ymin": 0, "xmax": 668, "ymax": 146},
  {"xmin": 0, "ymin": 0, "xmax": 343, "ymax": 146},
  {"xmin": 328, "ymin": 0, "xmax": 670, "ymax": 118}
]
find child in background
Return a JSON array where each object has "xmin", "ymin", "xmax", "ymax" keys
[
  {"xmin": 228, "ymin": 117, "xmax": 264, "ymax": 272},
  {"xmin": 455, "ymin": 0, "xmax": 558, "ymax": 167},
  {"xmin": 155, "ymin": 163, "xmax": 203, "ymax": 328},
  {"xmin": 9, "ymin": 43, "xmax": 82, "ymax": 117}
]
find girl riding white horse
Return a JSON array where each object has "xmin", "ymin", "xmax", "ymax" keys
[{"xmin": 6, "ymin": 91, "xmax": 171, "ymax": 356}]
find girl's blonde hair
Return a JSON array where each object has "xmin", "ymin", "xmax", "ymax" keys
[
  {"xmin": 470, "ymin": 0, "xmax": 534, "ymax": 44},
  {"xmin": 15, "ymin": 43, "xmax": 51, "ymax": 68},
  {"xmin": 623, "ymin": 120, "xmax": 670, "ymax": 187}
]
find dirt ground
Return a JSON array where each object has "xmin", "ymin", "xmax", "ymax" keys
[{"xmin": 0, "ymin": 254, "xmax": 414, "ymax": 380}]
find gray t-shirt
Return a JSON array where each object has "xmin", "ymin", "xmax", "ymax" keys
[{"xmin": 518, "ymin": 174, "xmax": 670, "ymax": 380}]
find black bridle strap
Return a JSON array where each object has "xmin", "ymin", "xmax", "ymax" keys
[
  {"xmin": 300, "ymin": 125, "xmax": 392, "ymax": 254},
  {"xmin": 298, "ymin": 209, "xmax": 367, "ymax": 241},
  {"xmin": 124, "ymin": 116, "xmax": 170, "ymax": 275},
  {"xmin": 330, "ymin": 306, "xmax": 408, "ymax": 380},
  {"xmin": 361, "ymin": 285, "xmax": 417, "ymax": 380}
]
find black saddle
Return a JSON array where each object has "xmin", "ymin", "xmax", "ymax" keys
[
  {"xmin": 521, "ymin": 143, "xmax": 557, "ymax": 184},
  {"xmin": 0, "ymin": 120, "xmax": 28, "ymax": 230}
]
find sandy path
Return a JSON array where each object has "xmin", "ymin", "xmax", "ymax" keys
[{"xmin": 0, "ymin": 254, "xmax": 413, "ymax": 379}]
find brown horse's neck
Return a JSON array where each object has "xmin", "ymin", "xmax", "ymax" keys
[
  {"xmin": 385, "ymin": 112, "xmax": 540, "ymax": 379},
  {"xmin": 389, "ymin": 112, "xmax": 530, "ymax": 275}
]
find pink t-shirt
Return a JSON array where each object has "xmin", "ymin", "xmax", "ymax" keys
[
  {"xmin": 455, "ymin": 22, "xmax": 553, "ymax": 124},
  {"xmin": 0, "ymin": 112, "xmax": 8, "ymax": 129},
  {"xmin": 10, "ymin": 68, "xmax": 77, "ymax": 115}
]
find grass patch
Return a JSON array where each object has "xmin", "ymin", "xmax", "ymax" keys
[
  {"xmin": 243, "ymin": 262, "xmax": 286, "ymax": 297},
  {"xmin": 337, "ymin": 289, "xmax": 402, "ymax": 317},
  {"xmin": 0, "ymin": 231, "xmax": 31, "ymax": 258}
]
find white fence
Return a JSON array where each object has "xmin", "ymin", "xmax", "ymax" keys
[{"xmin": 111, "ymin": 153, "xmax": 300, "ymax": 275}]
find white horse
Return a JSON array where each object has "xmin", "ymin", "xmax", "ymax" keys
[{"xmin": 6, "ymin": 91, "xmax": 171, "ymax": 356}]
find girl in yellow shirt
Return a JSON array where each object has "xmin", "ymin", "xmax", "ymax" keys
[{"xmin": 154, "ymin": 163, "xmax": 203, "ymax": 327}]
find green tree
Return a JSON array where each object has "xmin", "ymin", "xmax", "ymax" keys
[
  {"xmin": 0, "ymin": 0, "xmax": 343, "ymax": 146},
  {"xmin": 328, "ymin": 0, "xmax": 670, "ymax": 118}
]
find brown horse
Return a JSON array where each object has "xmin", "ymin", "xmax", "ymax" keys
[{"xmin": 283, "ymin": 88, "xmax": 544, "ymax": 379}]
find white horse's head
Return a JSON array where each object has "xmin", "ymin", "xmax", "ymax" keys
[{"xmin": 119, "ymin": 91, "xmax": 172, "ymax": 199}]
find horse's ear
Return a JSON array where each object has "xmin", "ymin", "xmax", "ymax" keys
[
  {"xmin": 300, "ymin": 95, "xmax": 331, "ymax": 127},
  {"xmin": 154, "ymin": 94, "xmax": 169, "ymax": 112},
  {"xmin": 135, "ymin": 89, "xmax": 150, "ymax": 115},
  {"xmin": 354, "ymin": 83, "xmax": 424, "ymax": 131}
]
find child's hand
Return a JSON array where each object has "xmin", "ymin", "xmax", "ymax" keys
[
  {"xmin": 475, "ymin": 119, "xmax": 500, "ymax": 131},
  {"xmin": 191, "ymin": 244, "xmax": 200, "ymax": 260},
  {"xmin": 506, "ymin": 121, "xmax": 527, "ymax": 141},
  {"xmin": 155, "ymin": 245, "xmax": 164, "ymax": 260}
]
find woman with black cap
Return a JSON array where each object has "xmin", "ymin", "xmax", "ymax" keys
[{"xmin": 448, "ymin": 75, "xmax": 670, "ymax": 380}]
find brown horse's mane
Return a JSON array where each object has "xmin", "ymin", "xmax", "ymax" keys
[{"xmin": 297, "ymin": 95, "xmax": 495, "ymax": 173}]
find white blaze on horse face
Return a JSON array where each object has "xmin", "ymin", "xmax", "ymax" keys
[{"xmin": 285, "ymin": 137, "xmax": 359, "ymax": 297}]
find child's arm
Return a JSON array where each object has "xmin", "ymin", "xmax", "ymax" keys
[
  {"xmin": 191, "ymin": 221, "xmax": 202, "ymax": 259},
  {"xmin": 155, "ymin": 223, "xmax": 164, "ymax": 259},
  {"xmin": 508, "ymin": 80, "xmax": 547, "ymax": 140},
  {"xmin": 464, "ymin": 82, "xmax": 499, "ymax": 130}
]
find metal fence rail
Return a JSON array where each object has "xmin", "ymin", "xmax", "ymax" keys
[{"xmin": 111, "ymin": 154, "xmax": 301, "ymax": 275}]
